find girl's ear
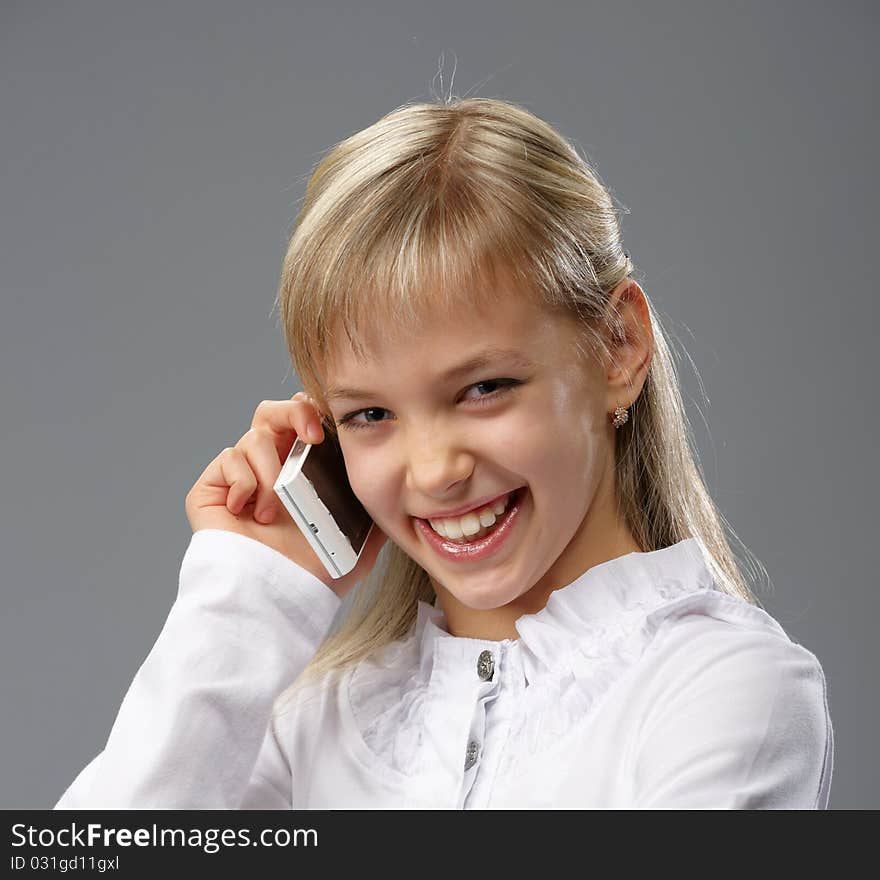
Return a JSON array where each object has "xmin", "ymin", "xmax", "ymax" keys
[{"xmin": 602, "ymin": 279, "xmax": 654, "ymax": 404}]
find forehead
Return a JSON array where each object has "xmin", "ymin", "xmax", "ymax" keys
[{"xmin": 324, "ymin": 283, "xmax": 569, "ymax": 378}]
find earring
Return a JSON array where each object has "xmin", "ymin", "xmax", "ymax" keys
[{"xmin": 612, "ymin": 403, "xmax": 629, "ymax": 429}]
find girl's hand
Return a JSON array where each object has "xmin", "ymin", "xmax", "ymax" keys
[{"xmin": 185, "ymin": 392, "xmax": 387, "ymax": 600}]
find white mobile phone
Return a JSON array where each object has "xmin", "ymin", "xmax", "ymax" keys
[{"xmin": 273, "ymin": 430, "xmax": 374, "ymax": 579}]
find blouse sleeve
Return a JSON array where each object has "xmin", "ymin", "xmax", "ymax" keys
[
  {"xmin": 53, "ymin": 528, "xmax": 341, "ymax": 809},
  {"xmin": 628, "ymin": 617, "xmax": 834, "ymax": 810}
]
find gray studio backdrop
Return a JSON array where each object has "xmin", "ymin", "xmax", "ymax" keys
[{"xmin": 1, "ymin": 1, "xmax": 876, "ymax": 808}]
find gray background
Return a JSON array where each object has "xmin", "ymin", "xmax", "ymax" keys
[{"xmin": 1, "ymin": 0, "xmax": 875, "ymax": 809}]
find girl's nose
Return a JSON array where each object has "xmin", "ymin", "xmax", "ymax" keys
[{"xmin": 404, "ymin": 440, "xmax": 474, "ymax": 499}]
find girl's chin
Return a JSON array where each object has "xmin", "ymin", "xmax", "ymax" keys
[
  {"xmin": 424, "ymin": 565, "xmax": 521, "ymax": 605},
  {"xmin": 454, "ymin": 593, "xmax": 517, "ymax": 612}
]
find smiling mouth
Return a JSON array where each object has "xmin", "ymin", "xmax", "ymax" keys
[
  {"xmin": 411, "ymin": 485, "xmax": 527, "ymax": 562},
  {"xmin": 412, "ymin": 486, "xmax": 527, "ymax": 541}
]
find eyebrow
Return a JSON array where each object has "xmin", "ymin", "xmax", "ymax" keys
[{"xmin": 324, "ymin": 346, "xmax": 537, "ymax": 403}]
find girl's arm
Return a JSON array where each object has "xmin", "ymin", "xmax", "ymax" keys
[
  {"xmin": 53, "ymin": 528, "xmax": 341, "ymax": 809},
  {"xmin": 628, "ymin": 617, "xmax": 834, "ymax": 809}
]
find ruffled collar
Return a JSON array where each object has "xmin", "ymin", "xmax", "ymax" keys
[
  {"xmin": 413, "ymin": 536, "xmax": 717, "ymax": 686},
  {"xmin": 346, "ymin": 535, "xmax": 723, "ymax": 781}
]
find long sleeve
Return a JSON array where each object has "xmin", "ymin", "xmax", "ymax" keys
[
  {"xmin": 628, "ymin": 620, "xmax": 834, "ymax": 810},
  {"xmin": 54, "ymin": 528, "xmax": 342, "ymax": 809}
]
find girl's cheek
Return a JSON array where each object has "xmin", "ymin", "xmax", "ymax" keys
[
  {"xmin": 348, "ymin": 466, "xmax": 387, "ymax": 513},
  {"xmin": 497, "ymin": 417, "xmax": 540, "ymax": 462}
]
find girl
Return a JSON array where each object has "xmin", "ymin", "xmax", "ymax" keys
[{"xmin": 55, "ymin": 97, "xmax": 833, "ymax": 809}]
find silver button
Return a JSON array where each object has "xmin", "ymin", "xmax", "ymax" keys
[
  {"xmin": 477, "ymin": 649, "xmax": 495, "ymax": 681},
  {"xmin": 464, "ymin": 740, "xmax": 480, "ymax": 771}
]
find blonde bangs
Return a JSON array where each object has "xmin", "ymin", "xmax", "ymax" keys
[{"xmin": 304, "ymin": 189, "xmax": 538, "ymax": 360}]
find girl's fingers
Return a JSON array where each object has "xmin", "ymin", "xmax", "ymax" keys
[
  {"xmin": 217, "ymin": 447, "xmax": 258, "ymax": 515},
  {"xmin": 234, "ymin": 430, "xmax": 284, "ymax": 522},
  {"xmin": 251, "ymin": 395, "xmax": 325, "ymax": 455},
  {"xmin": 186, "ymin": 394, "xmax": 330, "ymax": 527}
]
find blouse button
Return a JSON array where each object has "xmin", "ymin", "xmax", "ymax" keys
[
  {"xmin": 464, "ymin": 740, "xmax": 480, "ymax": 771},
  {"xmin": 477, "ymin": 649, "xmax": 495, "ymax": 681}
]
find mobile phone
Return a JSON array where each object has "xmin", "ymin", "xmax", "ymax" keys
[{"xmin": 273, "ymin": 429, "xmax": 374, "ymax": 579}]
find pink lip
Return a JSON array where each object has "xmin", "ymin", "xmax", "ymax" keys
[
  {"xmin": 417, "ymin": 488, "xmax": 522, "ymax": 520},
  {"xmin": 414, "ymin": 487, "xmax": 526, "ymax": 562}
]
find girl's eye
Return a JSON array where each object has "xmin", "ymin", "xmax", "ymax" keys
[{"xmin": 336, "ymin": 378, "xmax": 522, "ymax": 432}]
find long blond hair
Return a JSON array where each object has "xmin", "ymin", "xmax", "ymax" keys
[{"xmin": 271, "ymin": 96, "xmax": 769, "ymax": 714}]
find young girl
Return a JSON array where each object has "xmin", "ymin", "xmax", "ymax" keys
[{"xmin": 55, "ymin": 97, "xmax": 833, "ymax": 809}]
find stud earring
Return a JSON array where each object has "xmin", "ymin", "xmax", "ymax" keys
[{"xmin": 612, "ymin": 404, "xmax": 629, "ymax": 429}]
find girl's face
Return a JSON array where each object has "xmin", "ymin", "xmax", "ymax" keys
[{"xmin": 321, "ymin": 282, "xmax": 642, "ymax": 639}]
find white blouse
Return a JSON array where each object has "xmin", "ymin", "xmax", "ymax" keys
[{"xmin": 54, "ymin": 529, "xmax": 834, "ymax": 810}]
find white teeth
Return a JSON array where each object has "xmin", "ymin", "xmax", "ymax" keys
[
  {"xmin": 427, "ymin": 491, "xmax": 517, "ymax": 542},
  {"xmin": 460, "ymin": 512, "xmax": 483, "ymax": 536}
]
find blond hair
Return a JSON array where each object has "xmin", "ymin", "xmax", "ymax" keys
[{"xmin": 271, "ymin": 96, "xmax": 769, "ymax": 714}]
